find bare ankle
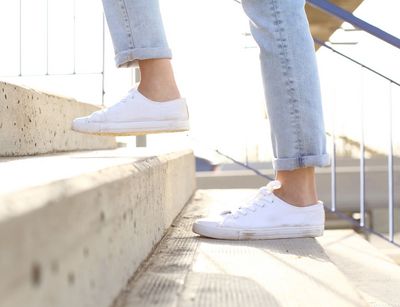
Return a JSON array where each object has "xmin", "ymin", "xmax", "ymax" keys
[
  {"xmin": 138, "ymin": 82, "xmax": 180, "ymax": 102},
  {"xmin": 137, "ymin": 59, "xmax": 181, "ymax": 102},
  {"xmin": 274, "ymin": 167, "xmax": 319, "ymax": 207}
]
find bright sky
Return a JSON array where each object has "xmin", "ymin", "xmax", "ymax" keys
[{"xmin": 0, "ymin": 0, "xmax": 399, "ymax": 161}]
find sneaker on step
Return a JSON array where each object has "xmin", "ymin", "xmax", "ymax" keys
[
  {"xmin": 192, "ymin": 180, "xmax": 325, "ymax": 240},
  {"xmin": 72, "ymin": 89, "xmax": 189, "ymax": 136}
]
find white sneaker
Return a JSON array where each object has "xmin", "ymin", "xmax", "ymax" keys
[
  {"xmin": 192, "ymin": 180, "xmax": 325, "ymax": 240},
  {"xmin": 72, "ymin": 89, "xmax": 189, "ymax": 136}
]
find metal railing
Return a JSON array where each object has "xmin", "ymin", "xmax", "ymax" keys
[
  {"xmin": 0, "ymin": 0, "xmax": 145, "ymax": 148},
  {"xmin": 308, "ymin": 0, "xmax": 400, "ymax": 247},
  {"xmin": 307, "ymin": 0, "xmax": 400, "ymax": 49},
  {"xmin": 0, "ymin": 0, "xmax": 117, "ymax": 106},
  {"xmin": 1, "ymin": 0, "xmax": 399, "ymax": 246}
]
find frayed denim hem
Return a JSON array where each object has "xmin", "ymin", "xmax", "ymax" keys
[
  {"xmin": 272, "ymin": 153, "xmax": 331, "ymax": 171},
  {"xmin": 115, "ymin": 47, "xmax": 172, "ymax": 68}
]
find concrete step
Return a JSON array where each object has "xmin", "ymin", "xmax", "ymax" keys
[
  {"xmin": 113, "ymin": 189, "xmax": 371, "ymax": 307},
  {"xmin": 0, "ymin": 148, "xmax": 196, "ymax": 307},
  {"xmin": 317, "ymin": 229, "xmax": 400, "ymax": 306},
  {"xmin": 0, "ymin": 81, "xmax": 116, "ymax": 156},
  {"xmin": 368, "ymin": 232, "xmax": 400, "ymax": 264}
]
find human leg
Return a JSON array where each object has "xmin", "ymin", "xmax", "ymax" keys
[
  {"xmin": 72, "ymin": 0, "xmax": 188, "ymax": 135},
  {"xmin": 241, "ymin": 0, "xmax": 329, "ymax": 206},
  {"xmin": 101, "ymin": 0, "xmax": 171, "ymax": 68},
  {"xmin": 192, "ymin": 0, "xmax": 329, "ymax": 239},
  {"xmin": 274, "ymin": 167, "xmax": 318, "ymax": 206},
  {"xmin": 241, "ymin": 0, "xmax": 330, "ymax": 172},
  {"xmin": 138, "ymin": 59, "xmax": 181, "ymax": 102},
  {"xmin": 102, "ymin": 0, "xmax": 180, "ymax": 101}
]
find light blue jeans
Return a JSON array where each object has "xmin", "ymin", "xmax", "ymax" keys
[{"xmin": 101, "ymin": 0, "xmax": 330, "ymax": 171}]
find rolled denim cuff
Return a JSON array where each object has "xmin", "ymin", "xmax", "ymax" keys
[
  {"xmin": 272, "ymin": 153, "xmax": 331, "ymax": 171},
  {"xmin": 115, "ymin": 47, "xmax": 173, "ymax": 68}
]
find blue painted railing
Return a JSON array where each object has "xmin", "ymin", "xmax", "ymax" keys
[{"xmin": 306, "ymin": 0, "xmax": 400, "ymax": 49}]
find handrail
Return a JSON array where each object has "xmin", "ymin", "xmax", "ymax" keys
[
  {"xmin": 314, "ymin": 38, "xmax": 400, "ymax": 87},
  {"xmin": 306, "ymin": 0, "xmax": 400, "ymax": 49},
  {"xmin": 308, "ymin": 1, "xmax": 400, "ymax": 245}
]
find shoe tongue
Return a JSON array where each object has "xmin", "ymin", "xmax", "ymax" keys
[{"xmin": 265, "ymin": 180, "xmax": 282, "ymax": 193}]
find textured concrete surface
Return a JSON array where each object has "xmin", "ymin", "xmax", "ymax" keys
[
  {"xmin": 368, "ymin": 232, "xmax": 400, "ymax": 265},
  {"xmin": 114, "ymin": 190, "xmax": 367, "ymax": 307},
  {"xmin": 0, "ymin": 147, "xmax": 178, "ymax": 196},
  {"xmin": 0, "ymin": 149, "xmax": 196, "ymax": 307},
  {"xmin": 0, "ymin": 81, "xmax": 116, "ymax": 156},
  {"xmin": 317, "ymin": 230, "xmax": 400, "ymax": 307}
]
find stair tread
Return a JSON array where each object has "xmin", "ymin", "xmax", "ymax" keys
[
  {"xmin": 114, "ymin": 189, "xmax": 367, "ymax": 307},
  {"xmin": 0, "ymin": 147, "xmax": 148, "ymax": 195},
  {"xmin": 0, "ymin": 148, "xmax": 190, "ymax": 220},
  {"xmin": 317, "ymin": 229, "xmax": 400, "ymax": 306}
]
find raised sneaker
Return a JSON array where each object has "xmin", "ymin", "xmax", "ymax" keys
[
  {"xmin": 72, "ymin": 89, "xmax": 189, "ymax": 136},
  {"xmin": 192, "ymin": 180, "xmax": 325, "ymax": 240}
]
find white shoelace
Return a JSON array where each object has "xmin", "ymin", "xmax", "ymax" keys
[
  {"xmin": 121, "ymin": 89, "xmax": 136, "ymax": 103},
  {"xmin": 111, "ymin": 89, "xmax": 136, "ymax": 108},
  {"xmin": 229, "ymin": 180, "xmax": 282, "ymax": 218},
  {"xmin": 93, "ymin": 90, "xmax": 135, "ymax": 118}
]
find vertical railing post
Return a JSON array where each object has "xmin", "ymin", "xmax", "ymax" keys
[
  {"xmin": 72, "ymin": 0, "xmax": 76, "ymax": 74},
  {"xmin": 135, "ymin": 67, "xmax": 147, "ymax": 147},
  {"xmin": 101, "ymin": 12, "xmax": 106, "ymax": 106},
  {"xmin": 359, "ymin": 67, "xmax": 366, "ymax": 227},
  {"xmin": 330, "ymin": 69, "xmax": 337, "ymax": 212},
  {"xmin": 388, "ymin": 81, "xmax": 394, "ymax": 242},
  {"xmin": 45, "ymin": 0, "xmax": 49, "ymax": 75},
  {"xmin": 331, "ymin": 132, "xmax": 336, "ymax": 212},
  {"xmin": 19, "ymin": 0, "xmax": 22, "ymax": 76}
]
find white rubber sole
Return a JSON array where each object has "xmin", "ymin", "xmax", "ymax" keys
[
  {"xmin": 192, "ymin": 223, "xmax": 324, "ymax": 240},
  {"xmin": 72, "ymin": 119, "xmax": 190, "ymax": 136}
]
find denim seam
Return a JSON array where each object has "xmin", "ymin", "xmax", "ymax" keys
[
  {"xmin": 118, "ymin": 0, "xmax": 135, "ymax": 49},
  {"xmin": 269, "ymin": 0, "xmax": 305, "ymax": 167}
]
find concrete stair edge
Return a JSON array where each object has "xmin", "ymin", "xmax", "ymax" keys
[
  {"xmin": 0, "ymin": 149, "xmax": 196, "ymax": 307},
  {"xmin": 317, "ymin": 229, "xmax": 400, "ymax": 307}
]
